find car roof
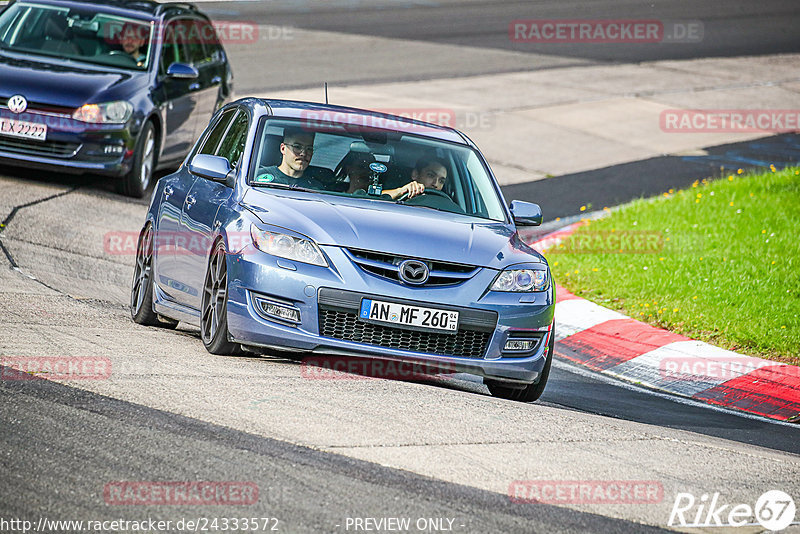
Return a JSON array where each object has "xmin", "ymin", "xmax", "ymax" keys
[
  {"xmin": 9, "ymin": 0, "xmax": 200, "ymax": 20},
  {"xmin": 249, "ymin": 99, "xmax": 470, "ymax": 145}
]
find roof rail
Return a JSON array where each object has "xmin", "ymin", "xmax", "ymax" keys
[{"xmin": 154, "ymin": 2, "xmax": 197, "ymax": 15}]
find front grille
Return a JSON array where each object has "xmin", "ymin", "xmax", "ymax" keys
[
  {"xmin": 0, "ymin": 137, "xmax": 80, "ymax": 158},
  {"xmin": 0, "ymin": 98, "xmax": 74, "ymax": 116},
  {"xmin": 345, "ymin": 248, "xmax": 479, "ymax": 287},
  {"xmin": 319, "ymin": 309, "xmax": 492, "ymax": 359},
  {"xmin": 318, "ymin": 288, "xmax": 497, "ymax": 359}
]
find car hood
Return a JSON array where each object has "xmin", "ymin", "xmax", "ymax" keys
[
  {"xmin": 241, "ymin": 189, "xmax": 543, "ymax": 269},
  {"xmin": 0, "ymin": 53, "xmax": 144, "ymax": 108}
]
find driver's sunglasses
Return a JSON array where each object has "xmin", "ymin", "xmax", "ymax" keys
[{"xmin": 284, "ymin": 142, "xmax": 314, "ymax": 155}]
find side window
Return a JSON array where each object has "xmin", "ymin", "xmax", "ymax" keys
[
  {"xmin": 198, "ymin": 109, "xmax": 236, "ymax": 156},
  {"xmin": 217, "ymin": 111, "xmax": 249, "ymax": 167},
  {"xmin": 196, "ymin": 19, "xmax": 221, "ymax": 62},
  {"xmin": 160, "ymin": 20, "xmax": 181, "ymax": 73},
  {"xmin": 177, "ymin": 19, "xmax": 206, "ymax": 65}
]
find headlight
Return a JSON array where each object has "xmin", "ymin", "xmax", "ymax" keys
[
  {"xmin": 72, "ymin": 101, "xmax": 133, "ymax": 124},
  {"xmin": 490, "ymin": 269, "xmax": 548, "ymax": 292},
  {"xmin": 250, "ymin": 224, "xmax": 327, "ymax": 267}
]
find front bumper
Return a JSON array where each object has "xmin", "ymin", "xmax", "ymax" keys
[
  {"xmin": 225, "ymin": 244, "xmax": 555, "ymax": 385},
  {"xmin": 0, "ymin": 110, "xmax": 137, "ymax": 176}
]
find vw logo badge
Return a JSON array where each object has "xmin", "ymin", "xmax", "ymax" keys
[
  {"xmin": 398, "ymin": 259, "xmax": 429, "ymax": 285},
  {"xmin": 7, "ymin": 95, "xmax": 28, "ymax": 114}
]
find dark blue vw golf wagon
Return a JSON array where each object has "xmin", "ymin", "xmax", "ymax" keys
[{"xmin": 0, "ymin": 0, "xmax": 233, "ymax": 196}]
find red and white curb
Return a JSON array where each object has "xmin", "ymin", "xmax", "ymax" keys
[{"xmin": 531, "ymin": 225, "xmax": 800, "ymax": 423}]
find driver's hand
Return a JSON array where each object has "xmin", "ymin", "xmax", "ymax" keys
[{"xmin": 402, "ymin": 181, "xmax": 425, "ymax": 199}]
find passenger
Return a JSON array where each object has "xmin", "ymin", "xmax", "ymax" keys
[
  {"xmin": 339, "ymin": 152, "xmax": 425, "ymax": 199},
  {"xmin": 255, "ymin": 128, "xmax": 327, "ymax": 189}
]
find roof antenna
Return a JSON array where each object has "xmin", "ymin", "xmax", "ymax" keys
[{"xmin": 324, "ymin": 82, "xmax": 328, "ymax": 105}]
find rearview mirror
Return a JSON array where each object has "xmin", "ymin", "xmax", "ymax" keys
[
  {"xmin": 189, "ymin": 154, "xmax": 231, "ymax": 182},
  {"xmin": 510, "ymin": 200, "xmax": 542, "ymax": 226},
  {"xmin": 167, "ymin": 62, "xmax": 199, "ymax": 79}
]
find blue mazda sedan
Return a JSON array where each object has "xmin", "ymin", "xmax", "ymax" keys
[
  {"xmin": 132, "ymin": 99, "xmax": 555, "ymax": 401},
  {"xmin": 0, "ymin": 0, "xmax": 233, "ymax": 196}
]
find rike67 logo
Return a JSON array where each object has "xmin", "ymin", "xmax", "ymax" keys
[{"xmin": 668, "ymin": 490, "xmax": 796, "ymax": 530}]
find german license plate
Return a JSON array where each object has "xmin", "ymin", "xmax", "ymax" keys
[
  {"xmin": 0, "ymin": 118, "xmax": 47, "ymax": 141},
  {"xmin": 359, "ymin": 298, "xmax": 459, "ymax": 333}
]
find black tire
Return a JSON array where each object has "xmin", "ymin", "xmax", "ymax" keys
[
  {"xmin": 131, "ymin": 224, "xmax": 179, "ymax": 329},
  {"xmin": 200, "ymin": 240, "xmax": 242, "ymax": 355},
  {"xmin": 118, "ymin": 121, "xmax": 156, "ymax": 198},
  {"xmin": 487, "ymin": 324, "xmax": 555, "ymax": 402}
]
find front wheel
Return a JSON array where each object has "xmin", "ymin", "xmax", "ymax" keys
[
  {"xmin": 118, "ymin": 121, "xmax": 156, "ymax": 198},
  {"xmin": 487, "ymin": 324, "xmax": 554, "ymax": 402},
  {"xmin": 200, "ymin": 240, "xmax": 242, "ymax": 355}
]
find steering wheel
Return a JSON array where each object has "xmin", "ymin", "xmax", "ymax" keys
[
  {"xmin": 419, "ymin": 189, "xmax": 450, "ymax": 199},
  {"xmin": 398, "ymin": 188, "xmax": 451, "ymax": 202},
  {"xmin": 107, "ymin": 50, "xmax": 138, "ymax": 64}
]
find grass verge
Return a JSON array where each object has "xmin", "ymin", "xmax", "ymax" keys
[{"xmin": 547, "ymin": 166, "xmax": 800, "ymax": 365}]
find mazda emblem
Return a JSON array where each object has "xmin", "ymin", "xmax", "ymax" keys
[
  {"xmin": 7, "ymin": 95, "xmax": 28, "ymax": 114},
  {"xmin": 398, "ymin": 259, "xmax": 429, "ymax": 285}
]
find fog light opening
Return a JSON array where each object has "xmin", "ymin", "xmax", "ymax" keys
[{"xmin": 255, "ymin": 296, "xmax": 301, "ymax": 324}]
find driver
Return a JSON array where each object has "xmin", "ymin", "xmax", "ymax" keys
[
  {"xmin": 390, "ymin": 156, "xmax": 448, "ymax": 200},
  {"xmin": 119, "ymin": 22, "xmax": 148, "ymax": 66}
]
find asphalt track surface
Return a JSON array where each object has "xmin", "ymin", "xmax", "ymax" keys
[
  {"xmin": 2, "ymin": 1, "xmax": 800, "ymax": 532},
  {"xmin": 1, "ymin": 373, "xmax": 670, "ymax": 533},
  {"xmin": 204, "ymin": 0, "xmax": 800, "ymax": 92}
]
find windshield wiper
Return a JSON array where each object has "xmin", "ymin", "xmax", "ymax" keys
[{"xmin": 251, "ymin": 182, "xmax": 317, "ymax": 194}]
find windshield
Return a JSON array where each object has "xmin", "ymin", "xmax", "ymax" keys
[
  {"xmin": 0, "ymin": 2, "xmax": 152, "ymax": 70},
  {"xmin": 249, "ymin": 117, "xmax": 508, "ymax": 222}
]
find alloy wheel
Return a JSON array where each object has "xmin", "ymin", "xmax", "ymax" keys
[
  {"xmin": 131, "ymin": 225, "xmax": 153, "ymax": 314},
  {"xmin": 201, "ymin": 244, "xmax": 228, "ymax": 345}
]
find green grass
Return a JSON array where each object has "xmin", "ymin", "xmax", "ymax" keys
[{"xmin": 547, "ymin": 166, "xmax": 800, "ymax": 365}]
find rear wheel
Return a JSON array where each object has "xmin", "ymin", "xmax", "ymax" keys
[
  {"xmin": 131, "ymin": 224, "xmax": 178, "ymax": 328},
  {"xmin": 118, "ymin": 121, "xmax": 156, "ymax": 198},
  {"xmin": 487, "ymin": 325, "xmax": 554, "ymax": 402},
  {"xmin": 200, "ymin": 240, "xmax": 242, "ymax": 355}
]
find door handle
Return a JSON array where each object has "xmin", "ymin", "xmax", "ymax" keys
[
  {"xmin": 189, "ymin": 82, "xmax": 200, "ymax": 91},
  {"xmin": 164, "ymin": 185, "xmax": 173, "ymax": 199},
  {"xmin": 211, "ymin": 76, "xmax": 221, "ymax": 85},
  {"xmin": 186, "ymin": 195, "xmax": 196, "ymax": 209}
]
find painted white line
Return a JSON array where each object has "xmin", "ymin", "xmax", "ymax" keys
[
  {"xmin": 610, "ymin": 340, "xmax": 774, "ymax": 396},
  {"xmin": 552, "ymin": 358, "xmax": 799, "ymax": 427},
  {"xmin": 555, "ymin": 298, "xmax": 626, "ymax": 340}
]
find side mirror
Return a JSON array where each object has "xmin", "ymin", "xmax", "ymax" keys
[
  {"xmin": 510, "ymin": 200, "xmax": 542, "ymax": 226},
  {"xmin": 166, "ymin": 62, "xmax": 199, "ymax": 79},
  {"xmin": 189, "ymin": 154, "xmax": 231, "ymax": 182}
]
